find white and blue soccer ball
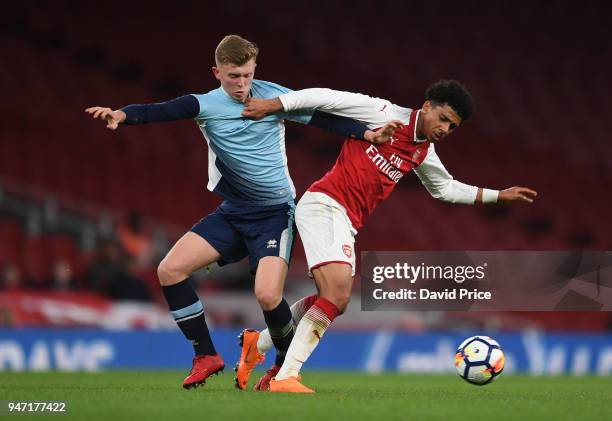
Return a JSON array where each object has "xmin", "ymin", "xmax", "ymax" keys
[{"xmin": 454, "ymin": 336, "xmax": 505, "ymax": 385}]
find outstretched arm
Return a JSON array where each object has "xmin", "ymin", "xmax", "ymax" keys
[
  {"xmin": 242, "ymin": 88, "xmax": 393, "ymax": 128},
  {"xmin": 85, "ymin": 95, "xmax": 199, "ymax": 130},
  {"xmin": 414, "ymin": 145, "xmax": 538, "ymax": 204},
  {"xmin": 242, "ymin": 97, "xmax": 401, "ymax": 144}
]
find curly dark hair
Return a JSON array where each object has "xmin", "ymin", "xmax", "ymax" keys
[{"xmin": 425, "ymin": 80, "xmax": 473, "ymax": 122}]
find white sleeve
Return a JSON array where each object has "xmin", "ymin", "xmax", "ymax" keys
[
  {"xmin": 413, "ymin": 144, "xmax": 479, "ymax": 204},
  {"xmin": 279, "ymin": 88, "xmax": 392, "ymax": 129}
]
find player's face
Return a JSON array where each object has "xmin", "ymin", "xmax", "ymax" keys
[
  {"xmin": 418, "ymin": 101, "xmax": 462, "ymax": 142},
  {"xmin": 212, "ymin": 59, "xmax": 256, "ymax": 102}
]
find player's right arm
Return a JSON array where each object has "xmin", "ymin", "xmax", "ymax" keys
[
  {"xmin": 85, "ymin": 95, "xmax": 200, "ymax": 130},
  {"xmin": 243, "ymin": 93, "xmax": 401, "ymax": 144},
  {"xmin": 243, "ymin": 88, "xmax": 393, "ymax": 129}
]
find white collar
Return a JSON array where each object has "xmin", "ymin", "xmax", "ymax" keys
[{"xmin": 413, "ymin": 110, "xmax": 427, "ymax": 143}]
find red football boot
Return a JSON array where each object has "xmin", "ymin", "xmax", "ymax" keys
[
  {"xmin": 253, "ymin": 364, "xmax": 281, "ymax": 391},
  {"xmin": 182, "ymin": 353, "xmax": 225, "ymax": 389}
]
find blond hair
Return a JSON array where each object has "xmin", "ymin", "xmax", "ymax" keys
[{"xmin": 215, "ymin": 35, "xmax": 259, "ymax": 66}]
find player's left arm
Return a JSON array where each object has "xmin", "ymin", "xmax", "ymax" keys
[
  {"xmin": 306, "ymin": 111, "xmax": 401, "ymax": 144},
  {"xmin": 414, "ymin": 145, "xmax": 538, "ymax": 204},
  {"xmin": 307, "ymin": 110, "xmax": 368, "ymax": 140}
]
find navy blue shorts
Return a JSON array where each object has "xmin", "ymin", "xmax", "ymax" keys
[{"xmin": 190, "ymin": 201, "xmax": 295, "ymax": 273}]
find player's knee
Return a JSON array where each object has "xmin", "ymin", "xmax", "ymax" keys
[
  {"xmin": 157, "ymin": 259, "xmax": 188, "ymax": 286},
  {"xmin": 254, "ymin": 285, "xmax": 282, "ymax": 310},
  {"xmin": 334, "ymin": 290, "xmax": 352, "ymax": 313},
  {"xmin": 320, "ymin": 283, "xmax": 352, "ymax": 313}
]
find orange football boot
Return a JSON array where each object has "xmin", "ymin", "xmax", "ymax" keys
[
  {"xmin": 234, "ymin": 329, "xmax": 265, "ymax": 390},
  {"xmin": 269, "ymin": 376, "xmax": 315, "ymax": 393}
]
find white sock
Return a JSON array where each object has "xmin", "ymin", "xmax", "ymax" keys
[
  {"xmin": 257, "ymin": 294, "xmax": 318, "ymax": 354},
  {"xmin": 275, "ymin": 298, "xmax": 339, "ymax": 380},
  {"xmin": 256, "ymin": 328, "xmax": 274, "ymax": 355}
]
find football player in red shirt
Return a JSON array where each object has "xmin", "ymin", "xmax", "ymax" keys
[{"xmin": 237, "ymin": 80, "xmax": 536, "ymax": 393}]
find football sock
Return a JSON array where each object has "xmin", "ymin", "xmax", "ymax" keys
[
  {"xmin": 262, "ymin": 298, "xmax": 295, "ymax": 359},
  {"xmin": 275, "ymin": 297, "xmax": 340, "ymax": 380},
  {"xmin": 290, "ymin": 294, "xmax": 319, "ymax": 326},
  {"xmin": 162, "ymin": 281, "xmax": 216, "ymax": 356},
  {"xmin": 257, "ymin": 294, "xmax": 318, "ymax": 354},
  {"xmin": 274, "ymin": 351, "xmax": 287, "ymax": 367}
]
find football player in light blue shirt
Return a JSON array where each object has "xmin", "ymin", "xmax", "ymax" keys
[
  {"xmin": 86, "ymin": 34, "xmax": 395, "ymax": 389},
  {"xmin": 192, "ymin": 79, "xmax": 312, "ymax": 206}
]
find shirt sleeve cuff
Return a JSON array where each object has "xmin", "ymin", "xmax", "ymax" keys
[
  {"xmin": 278, "ymin": 93, "xmax": 293, "ymax": 111},
  {"xmin": 482, "ymin": 188, "xmax": 499, "ymax": 203}
]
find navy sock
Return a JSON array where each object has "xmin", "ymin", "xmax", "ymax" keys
[
  {"xmin": 274, "ymin": 352, "xmax": 286, "ymax": 367},
  {"xmin": 162, "ymin": 280, "xmax": 216, "ymax": 356},
  {"xmin": 263, "ymin": 298, "xmax": 294, "ymax": 357}
]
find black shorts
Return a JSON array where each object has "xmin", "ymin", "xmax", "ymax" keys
[{"xmin": 191, "ymin": 200, "xmax": 295, "ymax": 273}]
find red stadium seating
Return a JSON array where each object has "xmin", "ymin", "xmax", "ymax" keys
[{"xmin": 1, "ymin": 2, "xmax": 610, "ymax": 331}]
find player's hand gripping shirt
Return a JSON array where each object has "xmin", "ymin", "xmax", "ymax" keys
[{"xmin": 279, "ymin": 89, "xmax": 479, "ymax": 230}]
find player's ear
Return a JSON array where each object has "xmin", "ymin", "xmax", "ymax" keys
[
  {"xmin": 212, "ymin": 66, "xmax": 221, "ymax": 80},
  {"xmin": 422, "ymin": 100, "xmax": 432, "ymax": 114}
]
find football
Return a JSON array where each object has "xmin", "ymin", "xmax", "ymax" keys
[{"xmin": 454, "ymin": 336, "xmax": 505, "ymax": 385}]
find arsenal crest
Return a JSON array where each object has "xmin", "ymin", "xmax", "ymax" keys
[{"xmin": 342, "ymin": 244, "xmax": 352, "ymax": 258}]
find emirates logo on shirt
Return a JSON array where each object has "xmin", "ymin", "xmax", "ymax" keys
[
  {"xmin": 342, "ymin": 244, "xmax": 352, "ymax": 258},
  {"xmin": 365, "ymin": 144, "xmax": 405, "ymax": 183}
]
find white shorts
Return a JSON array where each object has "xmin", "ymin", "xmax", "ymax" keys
[{"xmin": 295, "ymin": 191, "xmax": 357, "ymax": 276}]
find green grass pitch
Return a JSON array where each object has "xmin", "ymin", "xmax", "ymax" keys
[{"xmin": 1, "ymin": 371, "xmax": 610, "ymax": 421}]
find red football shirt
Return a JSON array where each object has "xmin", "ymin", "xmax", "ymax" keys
[{"xmin": 309, "ymin": 109, "xmax": 430, "ymax": 229}]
